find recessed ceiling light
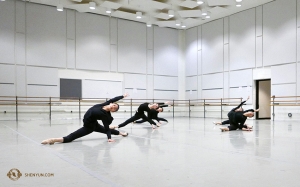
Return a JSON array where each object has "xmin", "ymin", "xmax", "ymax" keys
[
  {"xmin": 236, "ymin": 0, "xmax": 242, "ymax": 2},
  {"xmin": 106, "ymin": 8, "xmax": 111, "ymax": 14},
  {"xmin": 57, "ymin": 4, "xmax": 63, "ymax": 11},
  {"xmin": 168, "ymin": 10, "xmax": 174, "ymax": 17},
  {"xmin": 136, "ymin": 12, "xmax": 142, "ymax": 19},
  {"xmin": 146, "ymin": 21, "xmax": 152, "ymax": 27},
  {"xmin": 197, "ymin": 0, "xmax": 204, "ymax": 5},
  {"xmin": 89, "ymin": 2, "xmax": 95, "ymax": 10},
  {"xmin": 175, "ymin": 20, "xmax": 181, "ymax": 26}
]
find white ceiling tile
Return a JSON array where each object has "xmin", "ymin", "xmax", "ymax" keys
[
  {"xmin": 100, "ymin": 1, "xmax": 122, "ymax": 9},
  {"xmin": 178, "ymin": 10, "xmax": 202, "ymax": 18},
  {"xmin": 208, "ymin": 6, "xmax": 227, "ymax": 14},
  {"xmin": 179, "ymin": 0, "xmax": 200, "ymax": 9},
  {"xmin": 154, "ymin": 13, "xmax": 172, "ymax": 20},
  {"xmin": 207, "ymin": 0, "xmax": 234, "ymax": 6}
]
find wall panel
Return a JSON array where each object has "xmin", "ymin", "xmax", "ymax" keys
[
  {"xmin": 230, "ymin": 69, "xmax": 252, "ymax": 87},
  {"xmin": 202, "ymin": 73, "xmax": 223, "ymax": 89},
  {"xmin": 26, "ymin": 67, "xmax": 58, "ymax": 86},
  {"xmin": 26, "ymin": 4, "xmax": 66, "ymax": 67},
  {"xmin": 0, "ymin": 0, "xmax": 15, "ymax": 64},
  {"xmin": 76, "ymin": 13, "xmax": 110, "ymax": 71},
  {"xmin": 271, "ymin": 64, "xmax": 296, "ymax": 84},
  {"xmin": 186, "ymin": 27, "xmax": 198, "ymax": 76},
  {"xmin": 154, "ymin": 26, "xmax": 178, "ymax": 76},
  {"xmin": 124, "ymin": 74, "xmax": 146, "ymax": 89},
  {"xmin": 118, "ymin": 19, "xmax": 146, "ymax": 74},
  {"xmin": 82, "ymin": 80, "xmax": 122, "ymax": 98},
  {"xmin": 154, "ymin": 76, "xmax": 178, "ymax": 90},
  {"xmin": 229, "ymin": 8, "xmax": 256, "ymax": 70},
  {"xmin": 263, "ymin": 0, "xmax": 296, "ymax": 66},
  {"xmin": 202, "ymin": 19, "xmax": 223, "ymax": 74}
]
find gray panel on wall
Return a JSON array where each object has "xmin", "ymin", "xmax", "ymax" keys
[
  {"xmin": 67, "ymin": 39, "xmax": 75, "ymax": 69},
  {"xmin": 16, "ymin": 1, "xmax": 25, "ymax": 33},
  {"xmin": 256, "ymin": 36, "xmax": 263, "ymax": 67},
  {"xmin": 297, "ymin": 63, "xmax": 300, "ymax": 95},
  {"xmin": 271, "ymin": 63, "xmax": 296, "ymax": 84},
  {"xmin": 154, "ymin": 26, "xmax": 178, "ymax": 76},
  {"xmin": 271, "ymin": 84, "xmax": 296, "ymax": 97},
  {"xmin": 147, "ymin": 50, "xmax": 153, "ymax": 74},
  {"xmin": 124, "ymin": 74, "xmax": 146, "ymax": 89},
  {"xmin": 297, "ymin": 0, "xmax": 300, "ymax": 27},
  {"xmin": 67, "ymin": 10, "xmax": 75, "ymax": 40},
  {"xmin": 202, "ymin": 19, "xmax": 223, "ymax": 74},
  {"xmin": 230, "ymin": 69, "xmax": 252, "ymax": 87},
  {"xmin": 26, "ymin": 3, "xmax": 66, "ymax": 67},
  {"xmin": 16, "ymin": 65, "xmax": 26, "ymax": 97},
  {"xmin": 110, "ymin": 45, "xmax": 117, "ymax": 72},
  {"xmin": 186, "ymin": 76, "xmax": 197, "ymax": 91},
  {"xmin": 147, "ymin": 26, "xmax": 154, "ymax": 49},
  {"xmin": 147, "ymin": 75, "xmax": 154, "ymax": 99},
  {"xmin": 0, "ymin": 64, "xmax": 15, "ymax": 84},
  {"xmin": 186, "ymin": 27, "xmax": 198, "ymax": 76},
  {"xmin": 16, "ymin": 33, "xmax": 25, "ymax": 65},
  {"xmin": 118, "ymin": 19, "xmax": 146, "ymax": 74},
  {"xmin": 154, "ymin": 90, "xmax": 177, "ymax": 100},
  {"xmin": 154, "ymin": 75, "xmax": 178, "ymax": 90},
  {"xmin": 186, "ymin": 90, "xmax": 197, "ymax": 100},
  {"xmin": 125, "ymin": 89, "xmax": 147, "ymax": 100},
  {"xmin": 224, "ymin": 17, "xmax": 229, "ymax": 44},
  {"xmin": 223, "ymin": 72, "xmax": 229, "ymax": 98},
  {"xmin": 229, "ymin": 9, "xmax": 255, "ymax": 70},
  {"xmin": 76, "ymin": 13, "xmax": 110, "ymax": 71},
  {"xmin": 224, "ymin": 44, "xmax": 229, "ymax": 71},
  {"xmin": 0, "ymin": 0, "xmax": 15, "ymax": 64},
  {"xmin": 197, "ymin": 50, "xmax": 202, "ymax": 75},
  {"xmin": 263, "ymin": 0, "xmax": 296, "ymax": 66},
  {"xmin": 110, "ymin": 17, "xmax": 117, "ymax": 45},
  {"xmin": 0, "ymin": 84, "xmax": 15, "ymax": 96},
  {"xmin": 202, "ymin": 89, "xmax": 223, "ymax": 99},
  {"xmin": 298, "ymin": 28, "xmax": 300, "ymax": 62},
  {"xmin": 197, "ymin": 75, "xmax": 201, "ymax": 99},
  {"xmin": 256, "ymin": 6, "xmax": 263, "ymax": 36},
  {"xmin": 60, "ymin": 79, "xmax": 81, "ymax": 98},
  {"xmin": 229, "ymin": 87, "xmax": 251, "ymax": 100},
  {"xmin": 202, "ymin": 73, "xmax": 223, "ymax": 89},
  {"xmin": 27, "ymin": 66, "xmax": 58, "ymax": 86},
  {"xmin": 27, "ymin": 85, "xmax": 59, "ymax": 97},
  {"xmin": 197, "ymin": 26, "xmax": 202, "ymax": 50},
  {"xmin": 82, "ymin": 80, "xmax": 122, "ymax": 98}
]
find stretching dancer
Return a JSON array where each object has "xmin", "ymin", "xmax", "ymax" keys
[
  {"xmin": 41, "ymin": 93, "xmax": 129, "ymax": 144},
  {"xmin": 111, "ymin": 102, "xmax": 170, "ymax": 129},
  {"xmin": 214, "ymin": 96, "xmax": 250, "ymax": 127},
  {"xmin": 220, "ymin": 106, "xmax": 259, "ymax": 132},
  {"xmin": 134, "ymin": 104, "xmax": 171, "ymax": 124}
]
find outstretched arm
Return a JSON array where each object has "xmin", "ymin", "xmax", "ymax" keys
[
  {"xmin": 231, "ymin": 96, "xmax": 250, "ymax": 112},
  {"xmin": 100, "ymin": 93, "xmax": 129, "ymax": 106}
]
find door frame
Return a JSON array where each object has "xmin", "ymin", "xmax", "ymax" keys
[{"xmin": 255, "ymin": 79, "xmax": 271, "ymax": 120}]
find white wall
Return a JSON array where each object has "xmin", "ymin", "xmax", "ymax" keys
[{"xmin": 0, "ymin": 1, "xmax": 179, "ymax": 100}]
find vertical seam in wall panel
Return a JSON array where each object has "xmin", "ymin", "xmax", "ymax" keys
[
  {"xmin": 262, "ymin": 5, "xmax": 264, "ymax": 68},
  {"xmin": 109, "ymin": 16, "xmax": 111, "ymax": 72},
  {"xmin": 197, "ymin": 26, "xmax": 199, "ymax": 99},
  {"xmin": 255, "ymin": 7, "xmax": 257, "ymax": 69},
  {"xmin": 25, "ymin": 1, "xmax": 27, "ymax": 97},
  {"xmin": 75, "ymin": 11, "xmax": 77, "ymax": 70},
  {"xmin": 296, "ymin": 0, "xmax": 298, "ymax": 95},
  {"xmin": 223, "ymin": 18, "xmax": 225, "ymax": 98},
  {"xmin": 65, "ymin": 10, "xmax": 67, "ymax": 69},
  {"xmin": 14, "ymin": 0, "xmax": 17, "ymax": 96}
]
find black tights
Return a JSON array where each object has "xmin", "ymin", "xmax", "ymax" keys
[
  {"xmin": 63, "ymin": 124, "xmax": 120, "ymax": 143},
  {"xmin": 118, "ymin": 113, "xmax": 156, "ymax": 128},
  {"xmin": 135, "ymin": 117, "xmax": 168, "ymax": 124}
]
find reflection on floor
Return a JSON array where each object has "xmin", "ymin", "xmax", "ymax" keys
[{"xmin": 1, "ymin": 118, "xmax": 300, "ymax": 187}]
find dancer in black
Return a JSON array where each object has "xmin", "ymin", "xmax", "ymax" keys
[
  {"xmin": 41, "ymin": 93, "xmax": 129, "ymax": 144},
  {"xmin": 220, "ymin": 106, "xmax": 259, "ymax": 132},
  {"xmin": 214, "ymin": 96, "xmax": 249, "ymax": 126},
  {"xmin": 134, "ymin": 104, "xmax": 171, "ymax": 125},
  {"xmin": 111, "ymin": 102, "xmax": 170, "ymax": 129}
]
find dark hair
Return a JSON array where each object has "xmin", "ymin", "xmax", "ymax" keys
[{"xmin": 115, "ymin": 103, "xmax": 120, "ymax": 112}]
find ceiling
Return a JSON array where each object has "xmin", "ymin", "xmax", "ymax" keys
[{"xmin": 22, "ymin": 0, "xmax": 274, "ymax": 29}]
